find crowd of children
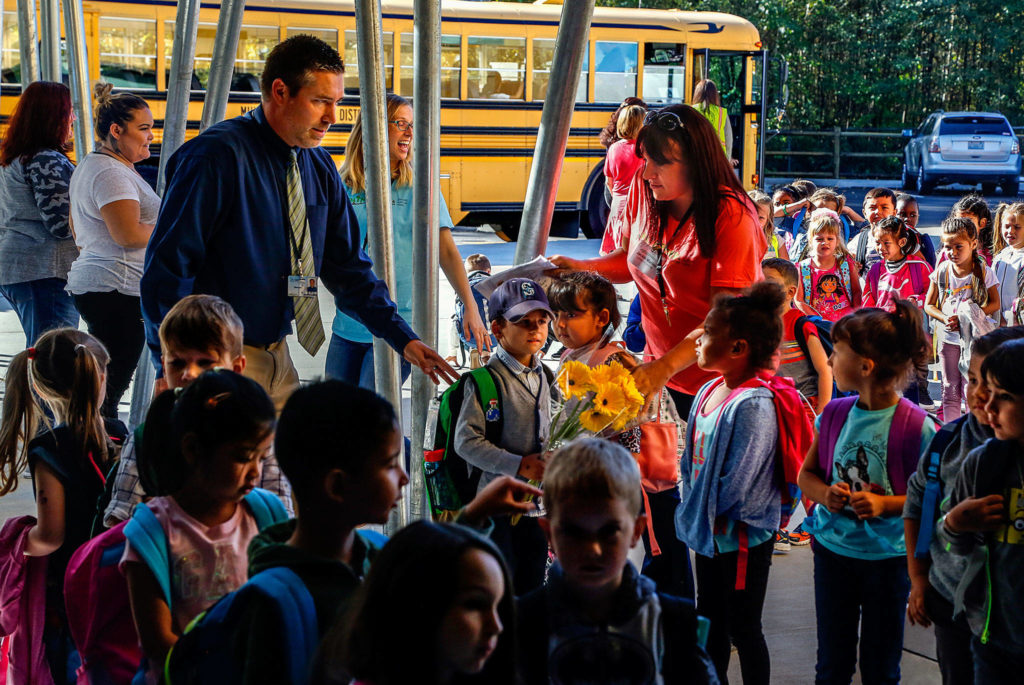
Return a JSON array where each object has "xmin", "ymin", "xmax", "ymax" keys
[{"xmin": 2, "ymin": 183, "xmax": 1024, "ymax": 685}]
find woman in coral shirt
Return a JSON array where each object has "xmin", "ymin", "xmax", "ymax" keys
[{"xmin": 550, "ymin": 104, "xmax": 765, "ymax": 600}]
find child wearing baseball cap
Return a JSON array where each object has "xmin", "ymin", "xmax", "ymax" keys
[{"xmin": 453, "ymin": 278, "xmax": 557, "ymax": 594}]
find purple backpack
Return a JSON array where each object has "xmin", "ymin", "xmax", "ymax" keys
[{"xmin": 817, "ymin": 396, "xmax": 926, "ymax": 496}]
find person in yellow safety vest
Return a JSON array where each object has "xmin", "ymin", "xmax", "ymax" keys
[{"xmin": 692, "ymin": 79, "xmax": 737, "ymax": 167}]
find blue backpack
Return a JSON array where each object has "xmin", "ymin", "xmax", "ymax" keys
[
  {"xmin": 123, "ymin": 489, "xmax": 290, "ymax": 684},
  {"xmin": 914, "ymin": 417, "xmax": 964, "ymax": 559}
]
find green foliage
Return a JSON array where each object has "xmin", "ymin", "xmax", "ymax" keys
[{"xmin": 595, "ymin": 0, "xmax": 1024, "ymax": 130}]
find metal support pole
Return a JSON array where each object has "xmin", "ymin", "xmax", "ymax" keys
[
  {"xmin": 127, "ymin": 0, "xmax": 200, "ymax": 428},
  {"xmin": 200, "ymin": 0, "xmax": 246, "ymax": 131},
  {"xmin": 409, "ymin": 0, "xmax": 441, "ymax": 523},
  {"xmin": 355, "ymin": 0, "xmax": 406, "ymax": 532},
  {"xmin": 62, "ymin": 0, "xmax": 92, "ymax": 158},
  {"xmin": 514, "ymin": 0, "xmax": 594, "ymax": 265},
  {"xmin": 39, "ymin": 0, "xmax": 60, "ymax": 81},
  {"xmin": 16, "ymin": 0, "xmax": 39, "ymax": 87}
]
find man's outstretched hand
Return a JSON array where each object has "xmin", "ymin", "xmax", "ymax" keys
[{"xmin": 404, "ymin": 340, "xmax": 460, "ymax": 385}]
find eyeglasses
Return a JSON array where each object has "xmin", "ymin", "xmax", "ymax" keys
[
  {"xmin": 389, "ymin": 119, "xmax": 413, "ymax": 131},
  {"xmin": 643, "ymin": 109, "xmax": 685, "ymax": 132}
]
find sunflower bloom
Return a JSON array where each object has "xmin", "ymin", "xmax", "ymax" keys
[
  {"xmin": 580, "ymin": 408, "xmax": 616, "ymax": 433},
  {"xmin": 592, "ymin": 383, "xmax": 627, "ymax": 416},
  {"xmin": 557, "ymin": 360, "xmax": 593, "ymax": 399},
  {"xmin": 589, "ymin": 364, "xmax": 617, "ymax": 386}
]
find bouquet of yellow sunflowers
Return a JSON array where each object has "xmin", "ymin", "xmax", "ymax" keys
[{"xmin": 551, "ymin": 359, "xmax": 646, "ymax": 443}]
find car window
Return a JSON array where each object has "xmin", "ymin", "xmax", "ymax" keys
[{"xmin": 938, "ymin": 116, "xmax": 1012, "ymax": 136}]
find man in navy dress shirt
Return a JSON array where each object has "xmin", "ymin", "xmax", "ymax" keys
[{"xmin": 141, "ymin": 35, "xmax": 457, "ymax": 409}]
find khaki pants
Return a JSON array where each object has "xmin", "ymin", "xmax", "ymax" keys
[{"xmin": 243, "ymin": 338, "xmax": 301, "ymax": 414}]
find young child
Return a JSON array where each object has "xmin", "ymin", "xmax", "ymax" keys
[
  {"xmin": 122, "ymin": 370, "xmax": 278, "ymax": 682},
  {"xmin": 453, "ymin": 253, "xmax": 495, "ymax": 368},
  {"xmin": 0, "ymin": 328, "xmax": 126, "ymax": 682},
  {"xmin": 518, "ymin": 438, "xmax": 717, "ymax": 685},
  {"xmin": 904, "ymin": 327, "xmax": 1024, "ymax": 685},
  {"xmin": 103, "ymin": 294, "xmax": 262, "ymax": 526},
  {"xmin": 221, "ymin": 380, "xmax": 536, "ymax": 684},
  {"xmin": 796, "ymin": 209, "xmax": 861, "ymax": 322},
  {"xmin": 925, "ymin": 217, "xmax": 1001, "ymax": 420},
  {"xmin": 951, "ymin": 194, "xmax": 994, "ymax": 265},
  {"xmin": 798, "ymin": 303, "xmax": 937, "ymax": 685},
  {"xmin": 549, "ymin": 271, "xmax": 693, "ymax": 601},
  {"xmin": 773, "ymin": 184, "xmax": 810, "ymax": 240},
  {"xmin": 896, "ymin": 193, "xmax": 937, "ymax": 267},
  {"xmin": 454, "ymin": 277, "xmax": 554, "ymax": 594},
  {"xmin": 750, "ymin": 189, "xmax": 789, "ymax": 260},
  {"xmin": 938, "ymin": 338, "xmax": 1024, "ymax": 682},
  {"xmin": 850, "ymin": 187, "xmax": 898, "ymax": 274},
  {"xmin": 992, "ymin": 202, "xmax": 1024, "ymax": 325},
  {"xmin": 317, "ymin": 521, "xmax": 517, "ymax": 685},
  {"xmin": 863, "ymin": 216, "xmax": 933, "ymax": 312},
  {"xmin": 762, "ymin": 258, "xmax": 833, "ymax": 415},
  {"xmin": 676, "ymin": 281, "xmax": 796, "ymax": 685}
]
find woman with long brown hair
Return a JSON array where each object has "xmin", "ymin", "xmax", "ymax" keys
[
  {"xmin": 550, "ymin": 103, "xmax": 766, "ymax": 602},
  {"xmin": 0, "ymin": 81, "xmax": 79, "ymax": 346}
]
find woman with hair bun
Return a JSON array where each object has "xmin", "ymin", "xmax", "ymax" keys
[
  {"xmin": 0, "ymin": 81, "xmax": 80, "ymax": 346},
  {"xmin": 67, "ymin": 82, "xmax": 159, "ymax": 417}
]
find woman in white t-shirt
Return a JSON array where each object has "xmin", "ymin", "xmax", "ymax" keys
[{"xmin": 67, "ymin": 83, "xmax": 160, "ymax": 417}]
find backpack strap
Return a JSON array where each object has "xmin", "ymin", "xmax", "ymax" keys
[
  {"xmin": 124, "ymin": 504, "xmax": 173, "ymax": 609},
  {"xmin": 866, "ymin": 260, "xmax": 882, "ymax": 300},
  {"xmin": 244, "ymin": 567, "xmax": 319, "ymax": 685},
  {"xmin": 915, "ymin": 417, "xmax": 964, "ymax": 559},
  {"xmin": 909, "ymin": 260, "xmax": 926, "ymax": 297},
  {"xmin": 793, "ymin": 315, "xmax": 811, "ymax": 361},
  {"xmin": 839, "ymin": 254, "xmax": 854, "ymax": 301},
  {"xmin": 856, "ymin": 225, "xmax": 870, "ymax": 270},
  {"xmin": 936, "ymin": 261, "xmax": 950, "ymax": 308},
  {"xmin": 800, "ymin": 261, "xmax": 813, "ymax": 302},
  {"xmin": 467, "ymin": 367, "xmax": 503, "ymax": 445},
  {"xmin": 887, "ymin": 399, "xmax": 927, "ymax": 496},
  {"xmin": 243, "ymin": 489, "xmax": 290, "ymax": 531},
  {"xmin": 818, "ymin": 397, "xmax": 858, "ymax": 483}
]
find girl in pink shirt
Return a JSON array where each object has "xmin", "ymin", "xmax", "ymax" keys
[
  {"xmin": 122, "ymin": 370, "xmax": 277, "ymax": 683},
  {"xmin": 862, "ymin": 216, "xmax": 933, "ymax": 312},
  {"xmin": 601, "ymin": 104, "xmax": 647, "ymax": 255},
  {"xmin": 797, "ymin": 209, "xmax": 861, "ymax": 322}
]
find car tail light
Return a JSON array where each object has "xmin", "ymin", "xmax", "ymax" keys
[
  {"xmin": 1013, "ymin": 140, "xmax": 1020, "ymax": 155},
  {"xmin": 928, "ymin": 138, "xmax": 941, "ymax": 153}
]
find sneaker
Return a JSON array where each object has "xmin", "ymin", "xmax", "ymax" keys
[
  {"xmin": 789, "ymin": 524, "xmax": 811, "ymax": 546},
  {"xmin": 773, "ymin": 530, "xmax": 791, "ymax": 553}
]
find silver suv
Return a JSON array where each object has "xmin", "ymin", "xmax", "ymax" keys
[{"xmin": 901, "ymin": 111, "xmax": 1020, "ymax": 195}]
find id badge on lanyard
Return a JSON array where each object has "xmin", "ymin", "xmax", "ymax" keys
[{"xmin": 287, "ymin": 275, "xmax": 318, "ymax": 297}]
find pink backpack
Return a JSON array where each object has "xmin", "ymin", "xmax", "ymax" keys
[{"xmin": 63, "ymin": 521, "xmax": 142, "ymax": 685}]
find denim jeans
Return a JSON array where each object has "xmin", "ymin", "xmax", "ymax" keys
[
  {"xmin": 325, "ymin": 333, "xmax": 410, "ymax": 390},
  {"xmin": 972, "ymin": 635, "xmax": 1024, "ymax": 685},
  {"xmin": 812, "ymin": 542, "xmax": 910, "ymax": 685},
  {"xmin": 0, "ymin": 278, "xmax": 79, "ymax": 347}
]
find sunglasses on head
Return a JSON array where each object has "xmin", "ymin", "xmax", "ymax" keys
[{"xmin": 643, "ymin": 109, "xmax": 685, "ymax": 132}]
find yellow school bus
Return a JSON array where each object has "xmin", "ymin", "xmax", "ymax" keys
[{"xmin": 0, "ymin": 0, "xmax": 770, "ymax": 239}]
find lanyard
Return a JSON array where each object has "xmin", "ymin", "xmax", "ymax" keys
[{"xmin": 656, "ymin": 207, "xmax": 693, "ymax": 325}]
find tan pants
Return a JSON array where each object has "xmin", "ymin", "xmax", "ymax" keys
[{"xmin": 243, "ymin": 338, "xmax": 300, "ymax": 415}]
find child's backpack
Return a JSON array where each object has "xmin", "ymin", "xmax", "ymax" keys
[
  {"xmin": 63, "ymin": 521, "xmax": 142, "ymax": 685},
  {"xmin": 455, "ymin": 271, "xmax": 496, "ymax": 351},
  {"xmin": 865, "ymin": 258, "xmax": 929, "ymax": 302},
  {"xmin": 793, "ymin": 313, "xmax": 834, "ymax": 359},
  {"xmin": 913, "ymin": 416, "xmax": 965, "ymax": 559},
  {"xmin": 423, "ymin": 367, "xmax": 503, "ymax": 521},
  {"xmin": 817, "ymin": 396, "xmax": 930, "ymax": 496},
  {"xmin": 800, "ymin": 255, "xmax": 854, "ymax": 305},
  {"xmin": 163, "ymin": 528, "xmax": 387, "ymax": 685},
  {"xmin": 935, "ymin": 258, "xmax": 990, "ymax": 310}
]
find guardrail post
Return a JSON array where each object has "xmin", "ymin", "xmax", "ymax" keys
[
  {"xmin": 355, "ymin": 0, "xmax": 406, "ymax": 534},
  {"xmin": 514, "ymin": 0, "xmax": 595, "ymax": 264},
  {"xmin": 833, "ymin": 126, "xmax": 841, "ymax": 181},
  {"xmin": 409, "ymin": 0, "xmax": 441, "ymax": 523}
]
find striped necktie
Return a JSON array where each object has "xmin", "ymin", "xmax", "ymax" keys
[{"xmin": 287, "ymin": 150, "xmax": 325, "ymax": 356}]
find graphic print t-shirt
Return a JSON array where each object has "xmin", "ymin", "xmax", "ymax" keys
[{"xmin": 809, "ymin": 402, "xmax": 935, "ymax": 560}]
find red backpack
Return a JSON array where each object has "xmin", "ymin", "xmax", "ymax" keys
[{"xmin": 62, "ymin": 521, "xmax": 141, "ymax": 685}]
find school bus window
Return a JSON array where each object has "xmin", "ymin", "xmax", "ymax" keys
[
  {"xmin": 1, "ymin": 12, "xmax": 19, "ymax": 83},
  {"xmin": 165, "ymin": 22, "xmax": 217, "ymax": 89},
  {"xmin": 594, "ymin": 41, "xmax": 637, "ymax": 103},
  {"xmin": 345, "ymin": 30, "xmax": 394, "ymax": 96},
  {"xmin": 532, "ymin": 38, "xmax": 587, "ymax": 102},
  {"xmin": 98, "ymin": 18, "xmax": 157, "ymax": 90},
  {"xmin": 642, "ymin": 43, "xmax": 685, "ymax": 105},
  {"xmin": 286, "ymin": 27, "xmax": 338, "ymax": 51},
  {"xmin": 467, "ymin": 36, "xmax": 524, "ymax": 100},
  {"xmin": 233, "ymin": 25, "xmax": 279, "ymax": 92},
  {"xmin": 399, "ymin": 33, "xmax": 461, "ymax": 99}
]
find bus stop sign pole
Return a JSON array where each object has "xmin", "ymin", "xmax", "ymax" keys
[
  {"xmin": 409, "ymin": 0, "xmax": 442, "ymax": 523},
  {"xmin": 355, "ymin": 0, "xmax": 406, "ymax": 533},
  {"xmin": 513, "ymin": 0, "xmax": 595, "ymax": 265}
]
